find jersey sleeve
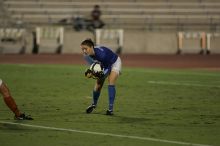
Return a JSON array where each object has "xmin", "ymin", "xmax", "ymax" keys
[
  {"xmin": 103, "ymin": 65, "xmax": 112, "ymax": 76},
  {"xmin": 83, "ymin": 55, "xmax": 95, "ymax": 65}
]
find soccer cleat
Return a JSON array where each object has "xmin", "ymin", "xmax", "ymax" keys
[
  {"xmin": 14, "ymin": 113, "xmax": 33, "ymax": 120},
  {"xmin": 86, "ymin": 104, "xmax": 96, "ymax": 113},
  {"xmin": 106, "ymin": 109, "xmax": 113, "ymax": 116}
]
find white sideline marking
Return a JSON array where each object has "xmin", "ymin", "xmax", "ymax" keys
[
  {"xmin": 148, "ymin": 81, "xmax": 220, "ymax": 88},
  {"xmin": 0, "ymin": 121, "xmax": 213, "ymax": 146}
]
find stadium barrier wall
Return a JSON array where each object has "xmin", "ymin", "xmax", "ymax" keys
[
  {"xmin": 62, "ymin": 30, "xmax": 178, "ymax": 54},
  {"xmin": 59, "ymin": 30, "xmax": 220, "ymax": 54},
  {"xmin": 2, "ymin": 29, "xmax": 220, "ymax": 54},
  {"xmin": 208, "ymin": 33, "xmax": 220, "ymax": 54},
  {"xmin": 62, "ymin": 30, "xmax": 93, "ymax": 54}
]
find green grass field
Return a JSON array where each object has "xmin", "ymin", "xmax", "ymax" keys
[{"xmin": 0, "ymin": 64, "xmax": 220, "ymax": 146}]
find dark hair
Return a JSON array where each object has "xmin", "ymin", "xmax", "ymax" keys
[
  {"xmin": 94, "ymin": 5, "xmax": 100, "ymax": 9},
  {"xmin": 81, "ymin": 38, "xmax": 94, "ymax": 48}
]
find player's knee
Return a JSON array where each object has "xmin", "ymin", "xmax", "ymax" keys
[
  {"xmin": 95, "ymin": 79, "xmax": 104, "ymax": 91},
  {"xmin": 108, "ymin": 78, "xmax": 116, "ymax": 85},
  {"xmin": 95, "ymin": 85, "xmax": 102, "ymax": 92},
  {"xmin": 108, "ymin": 72, "xmax": 118, "ymax": 85}
]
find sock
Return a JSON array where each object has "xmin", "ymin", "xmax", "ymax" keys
[
  {"xmin": 108, "ymin": 85, "xmax": 116, "ymax": 111},
  {"xmin": 93, "ymin": 90, "xmax": 100, "ymax": 105},
  {"xmin": 3, "ymin": 96, "xmax": 20, "ymax": 117}
]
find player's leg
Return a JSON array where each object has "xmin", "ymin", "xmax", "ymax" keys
[
  {"xmin": 0, "ymin": 79, "xmax": 33, "ymax": 120},
  {"xmin": 106, "ymin": 57, "xmax": 122, "ymax": 115},
  {"xmin": 86, "ymin": 78, "xmax": 105, "ymax": 113},
  {"xmin": 93, "ymin": 78, "xmax": 105, "ymax": 105},
  {"xmin": 0, "ymin": 81, "xmax": 21, "ymax": 117},
  {"xmin": 107, "ymin": 71, "xmax": 119, "ymax": 115}
]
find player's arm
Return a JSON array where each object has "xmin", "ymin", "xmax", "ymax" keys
[
  {"xmin": 83, "ymin": 55, "xmax": 95, "ymax": 65},
  {"xmin": 84, "ymin": 55, "xmax": 96, "ymax": 78},
  {"xmin": 103, "ymin": 65, "xmax": 111, "ymax": 77},
  {"xmin": 85, "ymin": 68, "xmax": 94, "ymax": 78}
]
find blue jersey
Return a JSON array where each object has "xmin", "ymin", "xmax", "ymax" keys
[{"xmin": 84, "ymin": 46, "xmax": 118, "ymax": 71}]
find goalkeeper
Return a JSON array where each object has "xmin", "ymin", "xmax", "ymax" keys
[{"xmin": 81, "ymin": 39, "xmax": 122, "ymax": 115}]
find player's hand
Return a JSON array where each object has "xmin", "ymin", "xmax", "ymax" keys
[
  {"xmin": 93, "ymin": 71, "xmax": 104, "ymax": 79},
  {"xmin": 85, "ymin": 69, "xmax": 93, "ymax": 78}
]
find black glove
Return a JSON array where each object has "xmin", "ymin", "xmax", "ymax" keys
[
  {"xmin": 93, "ymin": 71, "xmax": 104, "ymax": 79},
  {"xmin": 85, "ymin": 69, "xmax": 93, "ymax": 78}
]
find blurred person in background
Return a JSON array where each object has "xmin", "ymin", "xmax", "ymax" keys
[
  {"xmin": 73, "ymin": 5, "xmax": 105, "ymax": 32},
  {"xmin": 88, "ymin": 5, "xmax": 105, "ymax": 32},
  {"xmin": 0, "ymin": 79, "xmax": 33, "ymax": 120}
]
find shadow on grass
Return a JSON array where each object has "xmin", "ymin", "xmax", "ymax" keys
[{"xmin": 91, "ymin": 112, "xmax": 153, "ymax": 123}]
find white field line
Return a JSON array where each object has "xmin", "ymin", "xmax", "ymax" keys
[
  {"xmin": 130, "ymin": 69, "xmax": 220, "ymax": 77},
  {"xmin": 0, "ymin": 121, "xmax": 213, "ymax": 146},
  {"xmin": 148, "ymin": 81, "xmax": 220, "ymax": 88}
]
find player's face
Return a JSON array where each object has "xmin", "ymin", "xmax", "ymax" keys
[{"xmin": 81, "ymin": 45, "xmax": 94, "ymax": 55}]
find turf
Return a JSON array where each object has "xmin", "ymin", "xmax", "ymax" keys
[{"xmin": 0, "ymin": 64, "xmax": 219, "ymax": 146}]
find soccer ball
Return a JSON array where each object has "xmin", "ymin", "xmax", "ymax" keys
[{"xmin": 90, "ymin": 62, "xmax": 103, "ymax": 73}]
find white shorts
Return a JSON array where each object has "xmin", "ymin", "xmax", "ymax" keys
[
  {"xmin": 0, "ymin": 79, "xmax": 2, "ymax": 86},
  {"xmin": 112, "ymin": 57, "xmax": 122, "ymax": 75}
]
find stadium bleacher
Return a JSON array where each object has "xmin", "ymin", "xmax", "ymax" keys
[
  {"xmin": 2, "ymin": 0, "xmax": 220, "ymax": 31},
  {"xmin": 1, "ymin": 0, "xmax": 220, "ymax": 54}
]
